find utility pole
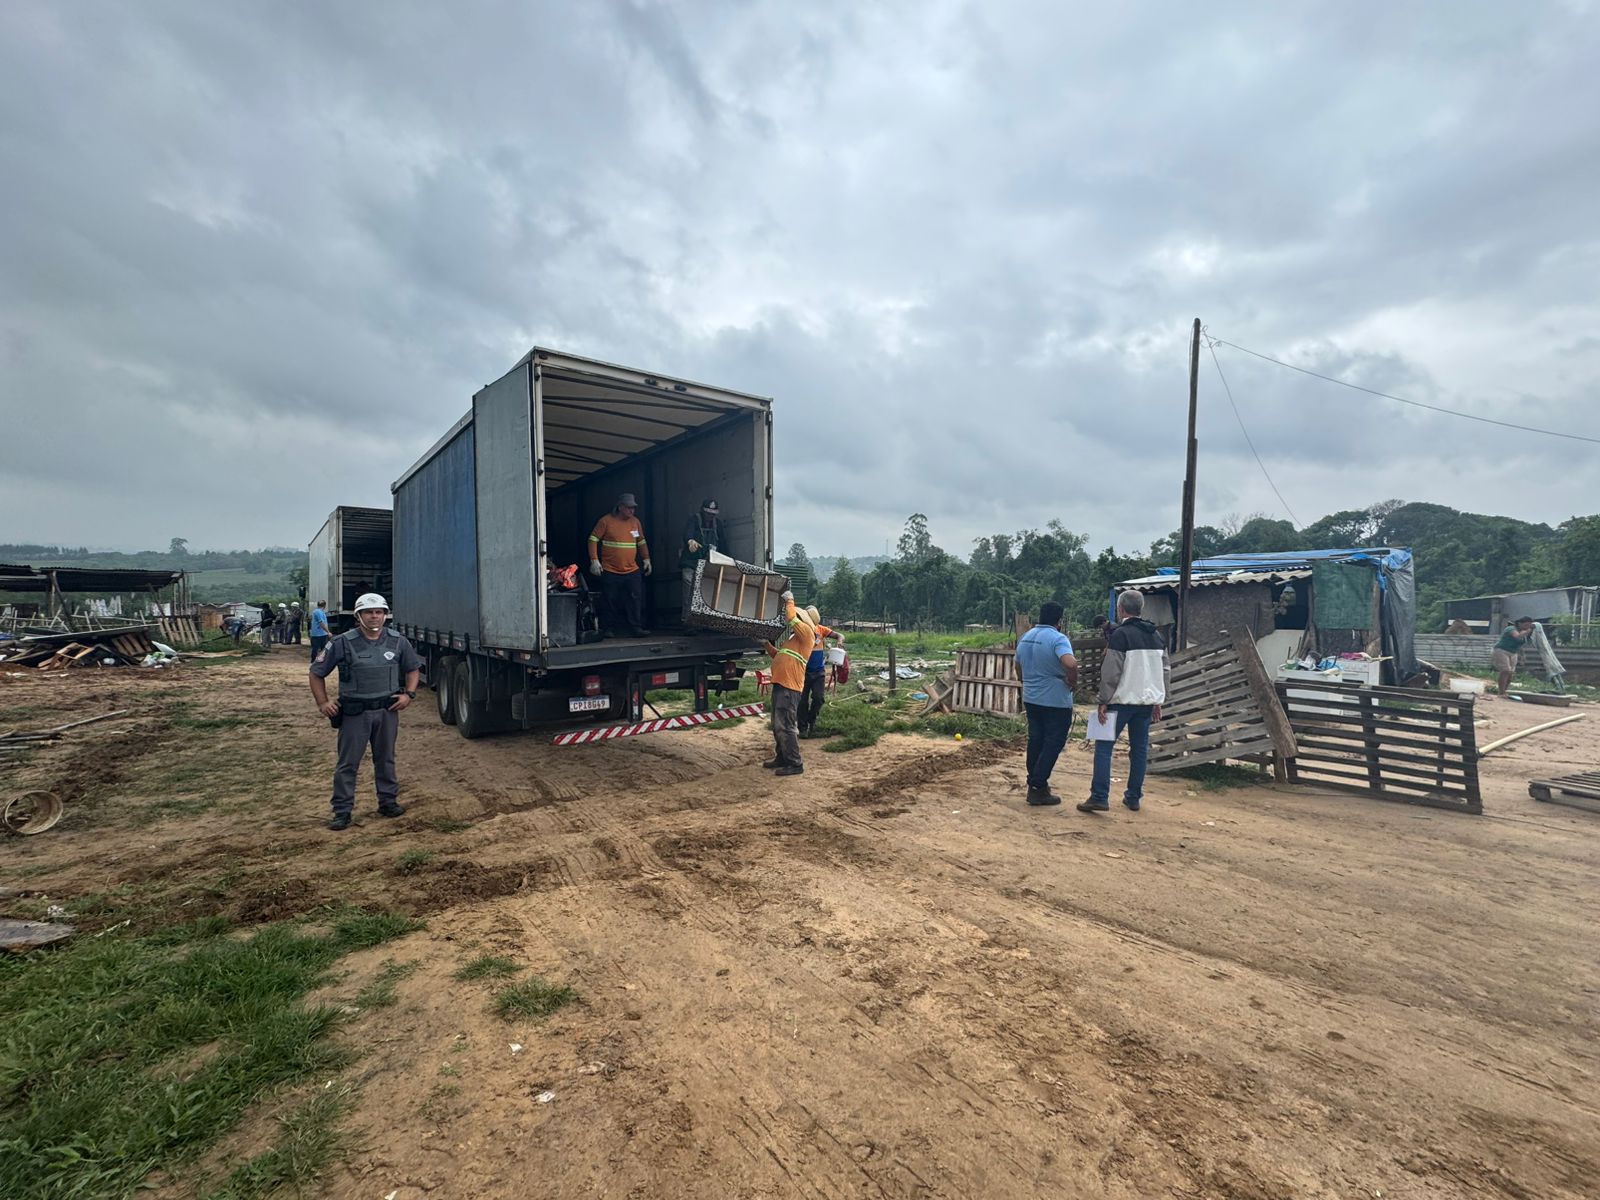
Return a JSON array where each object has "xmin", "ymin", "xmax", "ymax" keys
[{"xmin": 1177, "ymin": 317, "xmax": 1200, "ymax": 650}]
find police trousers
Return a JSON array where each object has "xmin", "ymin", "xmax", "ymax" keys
[{"xmin": 331, "ymin": 706, "xmax": 399, "ymax": 816}]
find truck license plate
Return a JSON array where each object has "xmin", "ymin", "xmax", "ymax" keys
[{"xmin": 568, "ymin": 695, "xmax": 610, "ymax": 713}]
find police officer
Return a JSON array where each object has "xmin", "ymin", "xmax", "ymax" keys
[{"xmin": 308, "ymin": 593, "xmax": 422, "ymax": 831}]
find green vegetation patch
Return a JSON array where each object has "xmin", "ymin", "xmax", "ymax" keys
[
  {"xmin": 491, "ymin": 976, "xmax": 577, "ymax": 1020},
  {"xmin": 199, "ymin": 1085, "xmax": 356, "ymax": 1200},
  {"xmin": 453, "ymin": 955, "xmax": 522, "ymax": 982},
  {"xmin": 0, "ymin": 908, "xmax": 421, "ymax": 1200}
]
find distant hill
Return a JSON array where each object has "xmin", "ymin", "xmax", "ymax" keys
[{"xmin": 0, "ymin": 544, "xmax": 303, "ymax": 603}]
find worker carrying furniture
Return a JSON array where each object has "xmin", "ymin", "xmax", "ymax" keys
[
  {"xmin": 588, "ymin": 492, "xmax": 652, "ymax": 638},
  {"xmin": 761, "ymin": 591, "xmax": 813, "ymax": 777}
]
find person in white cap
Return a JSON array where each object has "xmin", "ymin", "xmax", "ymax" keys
[
  {"xmin": 587, "ymin": 492, "xmax": 652, "ymax": 638},
  {"xmin": 308, "ymin": 593, "xmax": 422, "ymax": 831}
]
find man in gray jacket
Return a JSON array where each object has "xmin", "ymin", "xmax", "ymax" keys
[{"xmin": 1079, "ymin": 590, "xmax": 1170, "ymax": 814}]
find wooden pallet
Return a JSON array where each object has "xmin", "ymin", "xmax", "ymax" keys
[
  {"xmin": 1529, "ymin": 771, "xmax": 1600, "ymax": 814},
  {"xmin": 953, "ymin": 648, "xmax": 1022, "ymax": 716},
  {"xmin": 1147, "ymin": 633, "xmax": 1295, "ymax": 777},
  {"xmin": 1275, "ymin": 678, "xmax": 1481, "ymax": 813}
]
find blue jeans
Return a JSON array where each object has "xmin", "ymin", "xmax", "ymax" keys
[
  {"xmin": 1089, "ymin": 705, "xmax": 1154, "ymax": 806},
  {"xmin": 1024, "ymin": 702, "xmax": 1073, "ymax": 791}
]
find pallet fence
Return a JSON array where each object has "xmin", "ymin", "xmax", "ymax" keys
[
  {"xmin": 1274, "ymin": 678, "xmax": 1481, "ymax": 813},
  {"xmin": 1147, "ymin": 633, "xmax": 1295, "ymax": 778}
]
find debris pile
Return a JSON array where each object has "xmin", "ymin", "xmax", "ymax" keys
[{"xmin": 0, "ymin": 626, "xmax": 165, "ymax": 670}]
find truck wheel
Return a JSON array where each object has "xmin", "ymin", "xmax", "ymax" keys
[
  {"xmin": 434, "ymin": 655, "xmax": 458, "ymax": 725},
  {"xmin": 452, "ymin": 659, "xmax": 492, "ymax": 739}
]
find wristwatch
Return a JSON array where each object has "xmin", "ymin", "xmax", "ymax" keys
[{"xmin": 404, "ymin": 690, "xmax": 417, "ymax": 698}]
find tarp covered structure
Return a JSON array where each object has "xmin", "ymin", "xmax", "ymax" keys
[{"xmin": 1127, "ymin": 548, "xmax": 1417, "ymax": 683}]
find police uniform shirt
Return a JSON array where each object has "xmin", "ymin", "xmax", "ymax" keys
[{"xmin": 311, "ymin": 627, "xmax": 423, "ymax": 699}]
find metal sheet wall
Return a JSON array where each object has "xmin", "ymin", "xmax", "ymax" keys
[
  {"xmin": 392, "ymin": 424, "xmax": 479, "ymax": 640},
  {"xmin": 473, "ymin": 365, "xmax": 539, "ymax": 650}
]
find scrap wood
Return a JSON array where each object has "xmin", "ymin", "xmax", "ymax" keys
[
  {"xmin": 0, "ymin": 709, "xmax": 132, "ymax": 743},
  {"xmin": 1529, "ymin": 771, "xmax": 1600, "ymax": 813},
  {"xmin": 920, "ymin": 669, "xmax": 956, "ymax": 715},
  {"xmin": 1477, "ymin": 713, "xmax": 1585, "ymax": 759},
  {"xmin": 1507, "ymin": 691, "xmax": 1572, "ymax": 708},
  {"xmin": 0, "ymin": 919, "xmax": 75, "ymax": 953}
]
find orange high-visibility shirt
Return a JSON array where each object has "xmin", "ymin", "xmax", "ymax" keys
[
  {"xmin": 768, "ymin": 598, "xmax": 815, "ymax": 692},
  {"xmin": 588, "ymin": 512, "xmax": 649, "ymax": 574}
]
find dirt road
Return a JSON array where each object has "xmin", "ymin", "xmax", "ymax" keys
[{"xmin": 4, "ymin": 651, "xmax": 1598, "ymax": 1198}]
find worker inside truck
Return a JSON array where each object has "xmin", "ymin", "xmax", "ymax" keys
[{"xmin": 588, "ymin": 492, "xmax": 652, "ymax": 638}]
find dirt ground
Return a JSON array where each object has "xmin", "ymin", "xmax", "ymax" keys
[{"xmin": 4, "ymin": 648, "xmax": 1599, "ymax": 1199}]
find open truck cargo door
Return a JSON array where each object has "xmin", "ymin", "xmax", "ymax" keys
[{"xmin": 472, "ymin": 362, "xmax": 539, "ymax": 652}]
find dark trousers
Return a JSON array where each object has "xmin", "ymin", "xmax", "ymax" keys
[
  {"xmin": 601, "ymin": 571, "xmax": 645, "ymax": 635},
  {"xmin": 771, "ymin": 684, "xmax": 802, "ymax": 768},
  {"xmin": 800, "ymin": 670, "xmax": 827, "ymax": 730},
  {"xmin": 331, "ymin": 706, "xmax": 399, "ymax": 816},
  {"xmin": 310, "ymin": 634, "xmax": 329, "ymax": 661},
  {"xmin": 1089, "ymin": 705, "xmax": 1154, "ymax": 805},
  {"xmin": 1024, "ymin": 701, "xmax": 1074, "ymax": 792}
]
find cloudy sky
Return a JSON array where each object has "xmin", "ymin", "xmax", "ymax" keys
[{"xmin": 4, "ymin": 1, "xmax": 1598, "ymax": 560}]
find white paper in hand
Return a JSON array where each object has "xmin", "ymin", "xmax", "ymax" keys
[{"xmin": 1085, "ymin": 710, "xmax": 1118, "ymax": 742}]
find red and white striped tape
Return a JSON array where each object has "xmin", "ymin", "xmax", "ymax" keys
[{"xmin": 551, "ymin": 702, "xmax": 765, "ymax": 746}]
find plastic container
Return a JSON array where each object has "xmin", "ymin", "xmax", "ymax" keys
[
  {"xmin": 826, "ymin": 646, "xmax": 847, "ymax": 666},
  {"xmin": 1447, "ymin": 678, "xmax": 1486, "ymax": 695}
]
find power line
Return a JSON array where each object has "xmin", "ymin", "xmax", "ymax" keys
[
  {"xmin": 1211, "ymin": 337, "xmax": 1600, "ymax": 445},
  {"xmin": 1203, "ymin": 333, "xmax": 1300, "ymax": 527}
]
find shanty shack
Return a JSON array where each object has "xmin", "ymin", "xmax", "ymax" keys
[{"xmin": 1115, "ymin": 548, "xmax": 1418, "ymax": 685}]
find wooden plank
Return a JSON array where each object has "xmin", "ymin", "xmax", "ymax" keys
[
  {"xmin": 1232, "ymin": 630, "xmax": 1296, "ymax": 761},
  {"xmin": 1291, "ymin": 735, "xmax": 1476, "ymax": 767}
]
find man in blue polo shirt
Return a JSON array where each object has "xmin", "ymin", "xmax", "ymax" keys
[{"xmin": 1013, "ymin": 601, "xmax": 1079, "ymax": 806}]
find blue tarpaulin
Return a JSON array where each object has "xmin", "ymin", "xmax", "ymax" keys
[{"xmin": 1154, "ymin": 547, "xmax": 1417, "ymax": 682}]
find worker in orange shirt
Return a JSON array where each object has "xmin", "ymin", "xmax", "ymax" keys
[
  {"xmin": 588, "ymin": 493, "xmax": 653, "ymax": 638},
  {"xmin": 761, "ymin": 590, "xmax": 813, "ymax": 776}
]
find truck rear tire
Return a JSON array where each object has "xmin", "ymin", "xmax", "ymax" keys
[
  {"xmin": 434, "ymin": 655, "xmax": 459, "ymax": 725},
  {"xmin": 452, "ymin": 659, "xmax": 493, "ymax": 739}
]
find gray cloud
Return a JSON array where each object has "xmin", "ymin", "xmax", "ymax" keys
[{"xmin": 1, "ymin": 0, "xmax": 1597, "ymax": 563}]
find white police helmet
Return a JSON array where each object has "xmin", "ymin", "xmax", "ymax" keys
[{"xmin": 353, "ymin": 593, "xmax": 389, "ymax": 613}]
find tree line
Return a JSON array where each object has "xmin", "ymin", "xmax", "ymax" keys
[{"xmin": 786, "ymin": 503, "xmax": 1600, "ymax": 632}]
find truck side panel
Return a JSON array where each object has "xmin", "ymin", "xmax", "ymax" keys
[
  {"xmin": 473, "ymin": 363, "xmax": 540, "ymax": 651},
  {"xmin": 393, "ymin": 426, "xmax": 480, "ymax": 640}
]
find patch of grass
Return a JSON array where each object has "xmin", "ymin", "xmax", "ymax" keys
[
  {"xmin": 427, "ymin": 818, "xmax": 471, "ymax": 834},
  {"xmin": 329, "ymin": 908, "xmax": 424, "ymax": 950},
  {"xmin": 491, "ymin": 976, "xmax": 577, "ymax": 1020},
  {"xmin": 200, "ymin": 1085, "xmax": 355, "ymax": 1200},
  {"xmin": 437, "ymin": 1062, "xmax": 458, "ymax": 1078},
  {"xmin": 354, "ymin": 959, "xmax": 419, "ymax": 1009},
  {"xmin": 454, "ymin": 955, "xmax": 523, "ymax": 982},
  {"xmin": 171, "ymin": 712, "xmax": 252, "ymax": 731},
  {"xmin": 1173, "ymin": 763, "xmax": 1268, "ymax": 791},
  {"xmin": 917, "ymin": 711, "xmax": 1026, "ymax": 741},
  {"xmin": 395, "ymin": 848, "xmax": 435, "ymax": 871},
  {"xmin": 0, "ymin": 909, "xmax": 417, "ymax": 1200}
]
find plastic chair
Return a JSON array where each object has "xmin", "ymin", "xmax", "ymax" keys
[{"xmin": 754, "ymin": 669, "xmax": 771, "ymax": 695}]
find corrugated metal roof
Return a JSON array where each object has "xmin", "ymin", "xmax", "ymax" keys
[{"xmin": 1119, "ymin": 568, "xmax": 1309, "ymax": 592}]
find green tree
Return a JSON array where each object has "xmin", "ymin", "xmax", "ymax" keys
[
  {"xmin": 1558, "ymin": 515, "xmax": 1600, "ymax": 584},
  {"xmin": 897, "ymin": 514, "xmax": 933, "ymax": 564},
  {"xmin": 779, "ymin": 543, "xmax": 815, "ymax": 603},
  {"xmin": 820, "ymin": 555, "xmax": 862, "ymax": 619},
  {"xmin": 168, "ymin": 537, "xmax": 188, "ymax": 556}
]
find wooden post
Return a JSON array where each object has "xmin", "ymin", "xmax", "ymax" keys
[
  {"xmin": 888, "ymin": 641, "xmax": 898, "ymax": 692},
  {"xmin": 1177, "ymin": 317, "xmax": 1201, "ymax": 650},
  {"xmin": 1231, "ymin": 630, "xmax": 1295, "ymax": 782}
]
